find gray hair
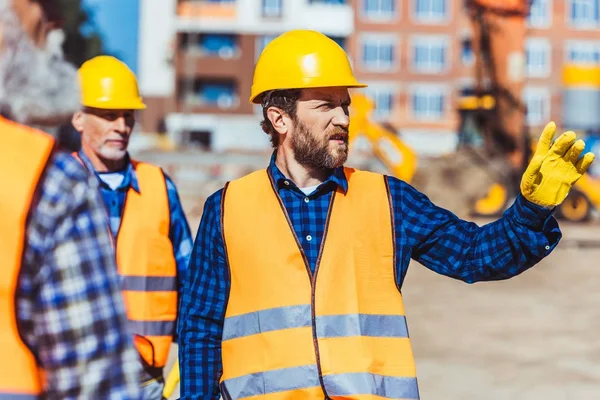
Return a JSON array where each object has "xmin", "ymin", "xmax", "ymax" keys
[{"xmin": 0, "ymin": 0, "xmax": 80, "ymax": 126}]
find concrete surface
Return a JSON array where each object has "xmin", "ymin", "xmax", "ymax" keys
[{"xmin": 166, "ymin": 222, "xmax": 600, "ymax": 399}]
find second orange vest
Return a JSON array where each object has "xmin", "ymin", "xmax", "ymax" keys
[{"xmin": 73, "ymin": 153, "xmax": 177, "ymax": 368}]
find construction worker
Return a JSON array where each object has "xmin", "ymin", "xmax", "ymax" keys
[
  {"xmin": 70, "ymin": 55, "xmax": 193, "ymax": 399},
  {"xmin": 0, "ymin": 0, "xmax": 141, "ymax": 398},
  {"xmin": 177, "ymin": 30, "xmax": 595, "ymax": 399}
]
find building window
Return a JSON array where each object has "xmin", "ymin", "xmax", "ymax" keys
[
  {"xmin": 199, "ymin": 34, "xmax": 237, "ymax": 58},
  {"xmin": 566, "ymin": 40, "xmax": 600, "ymax": 65},
  {"xmin": 413, "ymin": 0, "xmax": 448, "ymax": 23},
  {"xmin": 360, "ymin": 34, "xmax": 398, "ymax": 72},
  {"xmin": 461, "ymin": 38, "xmax": 473, "ymax": 65},
  {"xmin": 411, "ymin": 35, "xmax": 449, "ymax": 73},
  {"xmin": 568, "ymin": 0, "xmax": 600, "ymax": 28},
  {"xmin": 524, "ymin": 87, "xmax": 550, "ymax": 126},
  {"xmin": 362, "ymin": 0, "xmax": 396, "ymax": 21},
  {"xmin": 309, "ymin": 0, "xmax": 347, "ymax": 3},
  {"xmin": 410, "ymin": 85, "xmax": 446, "ymax": 120},
  {"xmin": 364, "ymin": 82, "xmax": 397, "ymax": 119},
  {"xmin": 190, "ymin": 80, "xmax": 238, "ymax": 109},
  {"xmin": 256, "ymin": 34, "xmax": 278, "ymax": 60},
  {"xmin": 262, "ymin": 0, "xmax": 282, "ymax": 17},
  {"xmin": 525, "ymin": 38, "xmax": 551, "ymax": 78},
  {"xmin": 328, "ymin": 36, "xmax": 347, "ymax": 50},
  {"xmin": 527, "ymin": 0, "xmax": 552, "ymax": 27}
]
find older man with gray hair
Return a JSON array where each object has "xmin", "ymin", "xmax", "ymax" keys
[{"xmin": 0, "ymin": 0, "xmax": 140, "ymax": 398}]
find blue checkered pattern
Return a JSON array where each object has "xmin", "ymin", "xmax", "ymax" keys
[
  {"xmin": 76, "ymin": 151, "xmax": 193, "ymax": 290},
  {"xmin": 16, "ymin": 152, "xmax": 140, "ymax": 399},
  {"xmin": 178, "ymin": 153, "xmax": 561, "ymax": 399}
]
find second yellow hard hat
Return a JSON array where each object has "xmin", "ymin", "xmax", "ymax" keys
[
  {"xmin": 250, "ymin": 30, "xmax": 367, "ymax": 104},
  {"xmin": 78, "ymin": 55, "xmax": 146, "ymax": 110}
]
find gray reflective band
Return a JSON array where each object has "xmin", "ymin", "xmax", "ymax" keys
[
  {"xmin": 0, "ymin": 394, "xmax": 38, "ymax": 399},
  {"xmin": 316, "ymin": 314, "xmax": 408, "ymax": 338},
  {"xmin": 121, "ymin": 275, "xmax": 177, "ymax": 292},
  {"xmin": 129, "ymin": 320, "xmax": 174, "ymax": 336},
  {"xmin": 222, "ymin": 304, "xmax": 311, "ymax": 341},
  {"xmin": 222, "ymin": 364, "xmax": 320, "ymax": 399},
  {"xmin": 324, "ymin": 373, "xmax": 419, "ymax": 399}
]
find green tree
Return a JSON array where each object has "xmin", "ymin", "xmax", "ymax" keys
[{"xmin": 57, "ymin": 0, "xmax": 104, "ymax": 67}]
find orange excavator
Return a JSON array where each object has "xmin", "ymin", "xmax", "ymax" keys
[{"xmin": 456, "ymin": 0, "xmax": 532, "ymax": 217}]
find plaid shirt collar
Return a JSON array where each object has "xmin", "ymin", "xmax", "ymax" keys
[
  {"xmin": 77, "ymin": 150, "xmax": 140, "ymax": 193},
  {"xmin": 266, "ymin": 151, "xmax": 349, "ymax": 195}
]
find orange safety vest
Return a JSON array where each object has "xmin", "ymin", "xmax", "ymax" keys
[
  {"xmin": 220, "ymin": 168, "xmax": 420, "ymax": 400},
  {"xmin": 72, "ymin": 152, "xmax": 177, "ymax": 368},
  {"xmin": 0, "ymin": 117, "xmax": 55, "ymax": 398}
]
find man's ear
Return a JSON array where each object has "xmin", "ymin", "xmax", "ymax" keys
[
  {"xmin": 267, "ymin": 106, "xmax": 288, "ymax": 135},
  {"xmin": 71, "ymin": 111, "xmax": 84, "ymax": 133}
]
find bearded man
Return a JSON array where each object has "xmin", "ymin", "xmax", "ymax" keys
[{"xmin": 177, "ymin": 30, "xmax": 594, "ymax": 400}]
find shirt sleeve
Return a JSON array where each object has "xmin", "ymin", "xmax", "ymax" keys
[
  {"xmin": 178, "ymin": 189, "xmax": 229, "ymax": 400},
  {"xmin": 388, "ymin": 176, "xmax": 562, "ymax": 283},
  {"xmin": 17, "ymin": 152, "xmax": 141, "ymax": 399}
]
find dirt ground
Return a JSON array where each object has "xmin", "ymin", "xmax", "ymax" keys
[
  {"xmin": 166, "ymin": 220, "xmax": 600, "ymax": 400},
  {"xmin": 402, "ymin": 221, "xmax": 600, "ymax": 400}
]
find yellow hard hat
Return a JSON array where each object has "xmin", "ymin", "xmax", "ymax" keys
[
  {"xmin": 78, "ymin": 55, "xmax": 146, "ymax": 110},
  {"xmin": 250, "ymin": 30, "xmax": 367, "ymax": 104}
]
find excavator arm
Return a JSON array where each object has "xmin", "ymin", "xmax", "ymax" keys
[{"xmin": 349, "ymin": 93, "xmax": 417, "ymax": 184}]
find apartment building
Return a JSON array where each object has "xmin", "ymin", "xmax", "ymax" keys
[
  {"xmin": 524, "ymin": 0, "xmax": 600, "ymax": 132},
  {"xmin": 137, "ymin": 0, "xmax": 353, "ymax": 151},
  {"xmin": 136, "ymin": 0, "xmax": 600, "ymax": 154},
  {"xmin": 348, "ymin": 0, "xmax": 470, "ymax": 154}
]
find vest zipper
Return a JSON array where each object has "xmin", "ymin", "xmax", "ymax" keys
[
  {"xmin": 310, "ymin": 190, "xmax": 337, "ymax": 399},
  {"xmin": 267, "ymin": 174, "xmax": 337, "ymax": 398}
]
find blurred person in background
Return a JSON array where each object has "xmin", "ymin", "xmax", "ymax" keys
[
  {"xmin": 0, "ymin": 0, "xmax": 141, "ymax": 398},
  {"xmin": 70, "ymin": 55, "xmax": 193, "ymax": 400},
  {"xmin": 177, "ymin": 30, "xmax": 595, "ymax": 399}
]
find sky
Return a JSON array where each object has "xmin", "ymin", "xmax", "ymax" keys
[{"xmin": 82, "ymin": 0, "xmax": 140, "ymax": 74}]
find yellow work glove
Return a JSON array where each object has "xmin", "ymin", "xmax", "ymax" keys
[
  {"xmin": 162, "ymin": 359, "xmax": 180, "ymax": 399},
  {"xmin": 521, "ymin": 121, "xmax": 595, "ymax": 208}
]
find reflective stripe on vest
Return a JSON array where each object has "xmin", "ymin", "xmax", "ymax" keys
[
  {"xmin": 71, "ymin": 153, "xmax": 177, "ymax": 368},
  {"xmin": 0, "ymin": 117, "xmax": 54, "ymax": 398},
  {"xmin": 221, "ymin": 168, "xmax": 420, "ymax": 400},
  {"xmin": 0, "ymin": 394, "xmax": 39, "ymax": 399}
]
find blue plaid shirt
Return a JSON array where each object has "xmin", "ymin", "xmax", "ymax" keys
[
  {"xmin": 77, "ymin": 151, "xmax": 193, "ymax": 299},
  {"xmin": 178, "ymin": 154, "xmax": 561, "ymax": 399},
  {"xmin": 16, "ymin": 151, "xmax": 140, "ymax": 399}
]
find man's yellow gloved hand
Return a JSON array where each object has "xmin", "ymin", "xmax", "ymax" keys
[
  {"xmin": 162, "ymin": 359, "xmax": 180, "ymax": 399},
  {"xmin": 521, "ymin": 121, "xmax": 595, "ymax": 208}
]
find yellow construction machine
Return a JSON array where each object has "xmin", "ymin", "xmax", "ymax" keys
[
  {"xmin": 350, "ymin": 0, "xmax": 600, "ymax": 222},
  {"xmin": 350, "ymin": 0, "xmax": 532, "ymax": 219},
  {"xmin": 348, "ymin": 93, "xmax": 417, "ymax": 184}
]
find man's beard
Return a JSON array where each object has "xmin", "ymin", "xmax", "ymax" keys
[
  {"xmin": 292, "ymin": 120, "xmax": 349, "ymax": 170},
  {"xmin": 0, "ymin": 4, "xmax": 80, "ymax": 127}
]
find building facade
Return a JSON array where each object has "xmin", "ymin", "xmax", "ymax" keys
[{"xmin": 135, "ymin": 0, "xmax": 600, "ymax": 154}]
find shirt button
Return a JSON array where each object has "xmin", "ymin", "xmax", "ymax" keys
[
  {"xmin": 304, "ymin": 197, "xmax": 310, "ymax": 203},
  {"xmin": 306, "ymin": 235, "xmax": 312, "ymax": 241},
  {"xmin": 545, "ymin": 245, "xmax": 550, "ymax": 250},
  {"xmin": 284, "ymin": 180, "xmax": 290, "ymax": 186}
]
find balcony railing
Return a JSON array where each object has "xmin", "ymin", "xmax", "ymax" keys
[{"xmin": 178, "ymin": 1, "xmax": 237, "ymax": 19}]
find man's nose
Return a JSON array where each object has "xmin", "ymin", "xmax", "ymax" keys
[
  {"xmin": 332, "ymin": 108, "xmax": 350, "ymax": 129},
  {"xmin": 114, "ymin": 117, "xmax": 127, "ymax": 133}
]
